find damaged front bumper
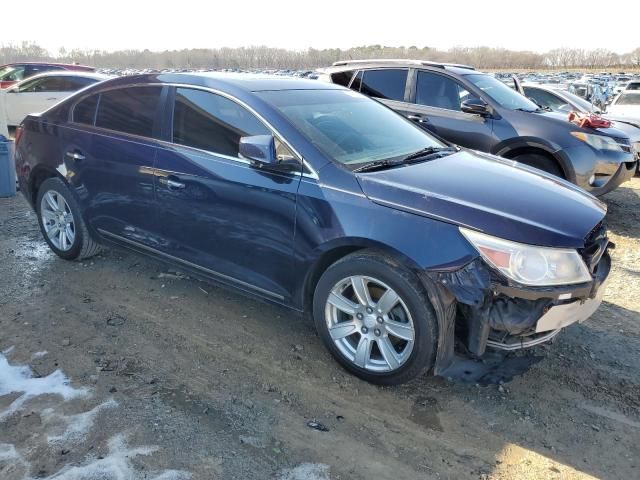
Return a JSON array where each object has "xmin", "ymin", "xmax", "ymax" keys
[{"xmin": 424, "ymin": 236, "xmax": 611, "ymax": 374}]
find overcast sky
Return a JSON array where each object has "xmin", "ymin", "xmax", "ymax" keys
[{"xmin": 5, "ymin": 0, "xmax": 639, "ymax": 54}]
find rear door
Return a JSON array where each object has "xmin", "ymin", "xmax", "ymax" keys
[
  {"xmin": 153, "ymin": 87, "xmax": 302, "ymax": 302},
  {"xmin": 407, "ymin": 69, "xmax": 495, "ymax": 150},
  {"xmin": 63, "ymin": 86, "xmax": 164, "ymax": 245}
]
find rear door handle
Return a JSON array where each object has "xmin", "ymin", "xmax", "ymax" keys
[
  {"xmin": 65, "ymin": 151, "xmax": 86, "ymax": 161},
  {"xmin": 47, "ymin": 97, "xmax": 58, "ymax": 101},
  {"xmin": 407, "ymin": 114, "xmax": 429, "ymax": 123},
  {"xmin": 159, "ymin": 178, "xmax": 186, "ymax": 190}
]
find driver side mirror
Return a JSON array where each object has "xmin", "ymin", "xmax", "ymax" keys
[
  {"xmin": 240, "ymin": 134, "xmax": 298, "ymax": 173},
  {"xmin": 460, "ymin": 98, "xmax": 491, "ymax": 116},
  {"xmin": 240, "ymin": 134, "xmax": 277, "ymax": 167}
]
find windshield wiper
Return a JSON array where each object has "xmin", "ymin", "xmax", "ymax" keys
[
  {"xmin": 401, "ymin": 146, "xmax": 458, "ymax": 163},
  {"xmin": 352, "ymin": 159, "xmax": 400, "ymax": 173},
  {"xmin": 353, "ymin": 146, "xmax": 458, "ymax": 173}
]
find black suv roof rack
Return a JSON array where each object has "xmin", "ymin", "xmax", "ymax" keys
[{"xmin": 331, "ymin": 59, "xmax": 475, "ymax": 70}]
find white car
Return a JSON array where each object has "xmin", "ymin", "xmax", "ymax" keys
[
  {"xmin": 607, "ymin": 91, "xmax": 640, "ymax": 125},
  {"xmin": 0, "ymin": 71, "xmax": 110, "ymax": 127}
]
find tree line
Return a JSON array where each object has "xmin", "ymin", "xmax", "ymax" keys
[{"xmin": 2, "ymin": 42, "xmax": 639, "ymax": 70}]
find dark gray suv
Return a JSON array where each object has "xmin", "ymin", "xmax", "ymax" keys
[{"xmin": 319, "ymin": 60, "xmax": 637, "ymax": 196}]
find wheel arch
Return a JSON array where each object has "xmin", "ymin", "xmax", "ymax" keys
[
  {"xmin": 29, "ymin": 165, "xmax": 68, "ymax": 208},
  {"xmin": 301, "ymin": 238, "xmax": 424, "ymax": 315},
  {"xmin": 492, "ymin": 138, "xmax": 575, "ymax": 182}
]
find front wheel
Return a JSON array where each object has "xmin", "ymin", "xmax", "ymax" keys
[
  {"xmin": 36, "ymin": 177, "xmax": 102, "ymax": 260},
  {"xmin": 512, "ymin": 153, "xmax": 564, "ymax": 178},
  {"xmin": 313, "ymin": 250, "xmax": 438, "ymax": 385}
]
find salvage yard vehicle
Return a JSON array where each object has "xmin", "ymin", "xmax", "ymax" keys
[
  {"xmin": 1, "ymin": 71, "xmax": 110, "ymax": 127},
  {"xmin": 318, "ymin": 60, "xmax": 637, "ymax": 196},
  {"xmin": 606, "ymin": 91, "xmax": 640, "ymax": 126},
  {"xmin": 0, "ymin": 62, "xmax": 95, "ymax": 89},
  {"xmin": 15, "ymin": 73, "xmax": 611, "ymax": 385}
]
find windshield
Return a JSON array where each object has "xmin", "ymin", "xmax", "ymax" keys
[
  {"xmin": 256, "ymin": 89, "xmax": 445, "ymax": 166},
  {"xmin": 466, "ymin": 74, "xmax": 540, "ymax": 112},
  {"xmin": 0, "ymin": 66, "xmax": 25, "ymax": 82},
  {"xmin": 614, "ymin": 92, "xmax": 640, "ymax": 106}
]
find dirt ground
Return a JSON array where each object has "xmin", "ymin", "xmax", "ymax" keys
[{"xmin": 0, "ymin": 178, "xmax": 638, "ymax": 480}]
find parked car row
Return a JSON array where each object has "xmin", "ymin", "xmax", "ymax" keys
[{"xmin": 14, "ymin": 68, "xmax": 615, "ymax": 384}]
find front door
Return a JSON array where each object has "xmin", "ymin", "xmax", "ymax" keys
[
  {"xmin": 154, "ymin": 87, "xmax": 301, "ymax": 302},
  {"xmin": 407, "ymin": 70, "xmax": 496, "ymax": 151}
]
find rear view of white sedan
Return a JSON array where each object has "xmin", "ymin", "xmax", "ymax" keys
[{"xmin": 1, "ymin": 71, "xmax": 110, "ymax": 127}]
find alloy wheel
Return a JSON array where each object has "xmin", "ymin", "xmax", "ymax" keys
[
  {"xmin": 324, "ymin": 275, "xmax": 415, "ymax": 372},
  {"xmin": 40, "ymin": 190, "xmax": 76, "ymax": 251}
]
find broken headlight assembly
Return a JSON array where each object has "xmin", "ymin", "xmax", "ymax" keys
[{"xmin": 460, "ymin": 228, "xmax": 592, "ymax": 286}]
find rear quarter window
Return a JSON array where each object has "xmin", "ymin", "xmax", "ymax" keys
[
  {"xmin": 330, "ymin": 70, "xmax": 355, "ymax": 87},
  {"xmin": 95, "ymin": 87, "xmax": 162, "ymax": 137},
  {"xmin": 73, "ymin": 95, "xmax": 99, "ymax": 125}
]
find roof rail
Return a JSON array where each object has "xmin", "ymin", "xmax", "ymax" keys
[{"xmin": 331, "ymin": 59, "xmax": 475, "ymax": 70}]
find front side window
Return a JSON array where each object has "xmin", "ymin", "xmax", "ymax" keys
[
  {"xmin": 522, "ymin": 87, "xmax": 568, "ymax": 111},
  {"xmin": 96, "ymin": 86, "xmax": 162, "ymax": 137},
  {"xmin": 0, "ymin": 66, "xmax": 26, "ymax": 82},
  {"xmin": 173, "ymin": 88, "xmax": 271, "ymax": 158},
  {"xmin": 358, "ymin": 69, "xmax": 407, "ymax": 101},
  {"xmin": 73, "ymin": 94, "xmax": 99, "ymax": 125},
  {"xmin": 415, "ymin": 71, "xmax": 471, "ymax": 111},
  {"xmin": 257, "ymin": 89, "xmax": 444, "ymax": 167}
]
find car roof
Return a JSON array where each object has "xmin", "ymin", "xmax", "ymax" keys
[
  {"xmin": 13, "ymin": 71, "xmax": 111, "ymax": 85},
  {"xmin": 319, "ymin": 59, "xmax": 476, "ymax": 76},
  {"xmin": 0, "ymin": 62, "xmax": 94, "ymax": 69},
  {"xmin": 100, "ymin": 72, "xmax": 345, "ymax": 92}
]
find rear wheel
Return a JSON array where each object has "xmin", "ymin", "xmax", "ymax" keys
[
  {"xmin": 513, "ymin": 152, "xmax": 563, "ymax": 178},
  {"xmin": 36, "ymin": 177, "xmax": 102, "ymax": 260},
  {"xmin": 313, "ymin": 250, "xmax": 437, "ymax": 385}
]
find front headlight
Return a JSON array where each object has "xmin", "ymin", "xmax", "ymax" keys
[
  {"xmin": 570, "ymin": 132, "xmax": 625, "ymax": 152},
  {"xmin": 460, "ymin": 228, "xmax": 591, "ymax": 286}
]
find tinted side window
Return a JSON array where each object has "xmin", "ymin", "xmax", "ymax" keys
[
  {"xmin": 173, "ymin": 88, "xmax": 270, "ymax": 157},
  {"xmin": 415, "ymin": 71, "xmax": 470, "ymax": 111},
  {"xmin": 523, "ymin": 87, "xmax": 566, "ymax": 110},
  {"xmin": 96, "ymin": 87, "xmax": 162, "ymax": 137},
  {"xmin": 73, "ymin": 95, "xmax": 99, "ymax": 125},
  {"xmin": 58, "ymin": 77, "xmax": 96, "ymax": 91},
  {"xmin": 331, "ymin": 70, "xmax": 355, "ymax": 87},
  {"xmin": 360, "ymin": 69, "xmax": 407, "ymax": 101}
]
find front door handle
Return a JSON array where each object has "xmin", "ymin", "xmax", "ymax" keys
[
  {"xmin": 407, "ymin": 114, "xmax": 429, "ymax": 123},
  {"xmin": 159, "ymin": 178, "xmax": 186, "ymax": 190},
  {"xmin": 65, "ymin": 151, "xmax": 86, "ymax": 162}
]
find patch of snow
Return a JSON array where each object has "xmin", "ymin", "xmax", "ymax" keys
[
  {"xmin": 279, "ymin": 463, "xmax": 331, "ymax": 480},
  {"xmin": 0, "ymin": 353, "xmax": 89, "ymax": 421},
  {"xmin": 31, "ymin": 351, "xmax": 48, "ymax": 359},
  {"xmin": 30, "ymin": 434, "xmax": 191, "ymax": 480},
  {"xmin": 0, "ymin": 443, "xmax": 21, "ymax": 462},
  {"xmin": 44, "ymin": 399, "xmax": 118, "ymax": 444}
]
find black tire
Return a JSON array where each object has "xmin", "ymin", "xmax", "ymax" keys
[
  {"xmin": 313, "ymin": 250, "xmax": 438, "ymax": 385},
  {"xmin": 36, "ymin": 177, "xmax": 102, "ymax": 261},
  {"xmin": 513, "ymin": 153, "xmax": 564, "ymax": 178}
]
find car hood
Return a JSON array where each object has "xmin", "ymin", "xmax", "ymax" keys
[
  {"xmin": 606, "ymin": 106, "xmax": 640, "ymax": 124},
  {"xmin": 537, "ymin": 110, "xmax": 630, "ymax": 138},
  {"xmin": 356, "ymin": 150, "xmax": 606, "ymax": 249}
]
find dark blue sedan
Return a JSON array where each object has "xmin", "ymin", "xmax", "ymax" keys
[{"xmin": 14, "ymin": 73, "xmax": 611, "ymax": 384}]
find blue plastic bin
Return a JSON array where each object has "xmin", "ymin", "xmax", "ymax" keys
[{"xmin": 0, "ymin": 135, "xmax": 16, "ymax": 198}]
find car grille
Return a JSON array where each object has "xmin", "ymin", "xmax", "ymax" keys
[{"xmin": 580, "ymin": 221, "xmax": 609, "ymax": 274}]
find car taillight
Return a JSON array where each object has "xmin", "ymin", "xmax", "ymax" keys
[{"xmin": 14, "ymin": 126, "xmax": 24, "ymax": 146}]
